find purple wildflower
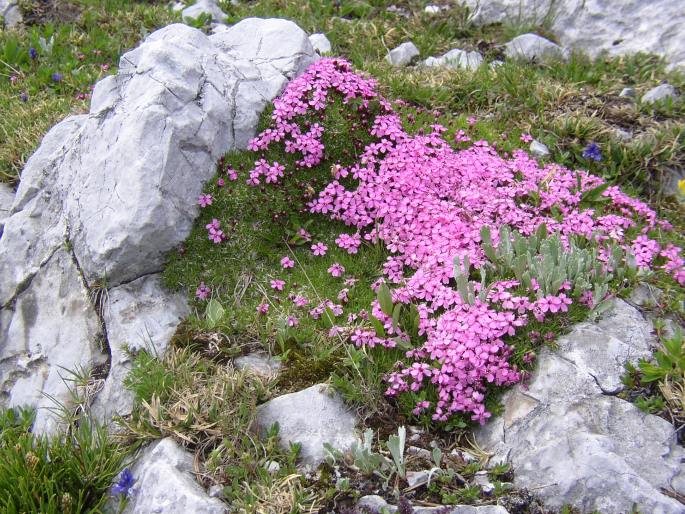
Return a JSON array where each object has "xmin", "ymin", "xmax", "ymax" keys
[
  {"xmin": 112, "ymin": 468, "xmax": 135, "ymax": 497},
  {"xmin": 51, "ymin": 73, "xmax": 63, "ymax": 83},
  {"xmin": 582, "ymin": 142, "xmax": 602, "ymax": 162}
]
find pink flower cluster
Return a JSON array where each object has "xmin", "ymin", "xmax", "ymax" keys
[{"xmin": 245, "ymin": 58, "xmax": 685, "ymax": 424}]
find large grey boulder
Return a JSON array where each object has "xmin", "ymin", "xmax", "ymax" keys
[
  {"xmin": 114, "ymin": 438, "xmax": 227, "ymax": 514},
  {"xmin": 477, "ymin": 299, "xmax": 685, "ymax": 513},
  {"xmin": 90, "ymin": 275, "xmax": 189, "ymax": 422},
  {"xmin": 0, "ymin": 248, "xmax": 106, "ymax": 434},
  {"xmin": 0, "ymin": 0, "xmax": 21, "ymax": 28},
  {"xmin": 0, "ymin": 182, "xmax": 13, "ymax": 235},
  {"xmin": 460, "ymin": 0, "xmax": 685, "ymax": 70},
  {"xmin": 386, "ymin": 42, "xmax": 420, "ymax": 66},
  {"xmin": 504, "ymin": 33, "xmax": 566, "ymax": 62},
  {"xmin": 424, "ymin": 48, "xmax": 483, "ymax": 71},
  {"xmin": 0, "ymin": 19, "xmax": 316, "ymax": 433},
  {"xmin": 255, "ymin": 383, "xmax": 359, "ymax": 467}
]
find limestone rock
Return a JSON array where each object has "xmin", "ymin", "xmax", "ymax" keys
[
  {"xmin": 424, "ymin": 48, "xmax": 483, "ymax": 71},
  {"xmin": 181, "ymin": 0, "xmax": 227, "ymax": 23},
  {"xmin": 0, "ymin": 182, "xmax": 13, "ymax": 235},
  {"xmin": 461, "ymin": 0, "xmax": 685, "ymax": 70},
  {"xmin": 116, "ymin": 438, "xmax": 227, "ymax": 514},
  {"xmin": 234, "ymin": 353, "xmax": 282, "ymax": 378},
  {"xmin": 90, "ymin": 275, "xmax": 189, "ymax": 422},
  {"xmin": 476, "ymin": 299, "xmax": 685, "ymax": 513},
  {"xmin": 255, "ymin": 383, "xmax": 359, "ymax": 466},
  {"xmin": 642, "ymin": 84, "xmax": 678, "ymax": 104},
  {"xmin": 504, "ymin": 33, "xmax": 566, "ymax": 62},
  {"xmin": 386, "ymin": 42, "xmax": 420, "ymax": 66},
  {"xmin": 0, "ymin": 0, "xmax": 21, "ymax": 28},
  {"xmin": 0, "ymin": 19, "xmax": 316, "ymax": 431},
  {"xmin": 529, "ymin": 139, "xmax": 550, "ymax": 157},
  {"xmin": 309, "ymin": 33, "xmax": 332, "ymax": 54},
  {"xmin": 0, "ymin": 248, "xmax": 106, "ymax": 434},
  {"xmin": 357, "ymin": 496, "xmax": 510, "ymax": 514},
  {"xmin": 619, "ymin": 87, "xmax": 636, "ymax": 98}
]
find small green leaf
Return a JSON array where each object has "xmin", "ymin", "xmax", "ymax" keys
[
  {"xmin": 205, "ymin": 299, "xmax": 225, "ymax": 329},
  {"xmin": 377, "ymin": 283, "xmax": 394, "ymax": 317}
]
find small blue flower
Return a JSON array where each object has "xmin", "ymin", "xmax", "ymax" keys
[
  {"xmin": 19, "ymin": 92, "xmax": 28, "ymax": 102},
  {"xmin": 51, "ymin": 73, "xmax": 63, "ymax": 83},
  {"xmin": 112, "ymin": 467, "xmax": 136, "ymax": 498},
  {"xmin": 29, "ymin": 47, "xmax": 37, "ymax": 60},
  {"xmin": 582, "ymin": 142, "xmax": 602, "ymax": 162}
]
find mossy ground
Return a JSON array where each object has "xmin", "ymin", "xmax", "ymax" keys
[{"xmin": 1, "ymin": 0, "xmax": 684, "ymax": 512}]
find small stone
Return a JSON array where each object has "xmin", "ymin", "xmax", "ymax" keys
[
  {"xmin": 255, "ymin": 383, "xmax": 359, "ymax": 466},
  {"xmin": 265, "ymin": 460, "xmax": 281, "ymax": 474},
  {"xmin": 358, "ymin": 495, "xmax": 396, "ymax": 513},
  {"xmin": 234, "ymin": 353, "xmax": 282, "ymax": 378},
  {"xmin": 613, "ymin": 128, "xmax": 633, "ymax": 142},
  {"xmin": 407, "ymin": 446, "xmax": 432, "ymax": 459},
  {"xmin": 642, "ymin": 84, "xmax": 678, "ymax": 104},
  {"xmin": 619, "ymin": 87, "xmax": 636, "ymax": 98},
  {"xmin": 504, "ymin": 33, "xmax": 566, "ymax": 62},
  {"xmin": 490, "ymin": 60, "xmax": 505, "ymax": 69},
  {"xmin": 386, "ymin": 42, "xmax": 420, "ymax": 66},
  {"xmin": 386, "ymin": 4, "xmax": 410, "ymax": 17},
  {"xmin": 208, "ymin": 484, "xmax": 225, "ymax": 498},
  {"xmin": 182, "ymin": 0, "xmax": 227, "ymax": 23},
  {"xmin": 113, "ymin": 438, "xmax": 227, "ymax": 513},
  {"xmin": 474, "ymin": 471, "xmax": 496, "ymax": 494},
  {"xmin": 424, "ymin": 5, "xmax": 443, "ymax": 14},
  {"xmin": 309, "ymin": 33, "xmax": 332, "ymax": 54},
  {"xmin": 424, "ymin": 48, "xmax": 483, "ymax": 71},
  {"xmin": 529, "ymin": 140, "xmax": 550, "ymax": 157},
  {"xmin": 406, "ymin": 470, "xmax": 430, "ymax": 488}
]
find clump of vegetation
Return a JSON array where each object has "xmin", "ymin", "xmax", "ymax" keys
[{"xmin": 0, "ymin": 407, "xmax": 129, "ymax": 513}]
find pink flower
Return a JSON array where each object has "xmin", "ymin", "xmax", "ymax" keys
[
  {"xmin": 520, "ymin": 133, "xmax": 533, "ymax": 143},
  {"xmin": 217, "ymin": 178, "xmax": 225, "ymax": 187},
  {"xmin": 198, "ymin": 194, "xmax": 213, "ymax": 208},
  {"xmin": 311, "ymin": 242, "xmax": 328, "ymax": 256},
  {"xmin": 293, "ymin": 295, "xmax": 309, "ymax": 307},
  {"xmin": 195, "ymin": 282, "xmax": 211, "ymax": 300},
  {"xmin": 328, "ymin": 263, "xmax": 345, "ymax": 277},
  {"xmin": 257, "ymin": 303, "xmax": 269, "ymax": 315},
  {"xmin": 287, "ymin": 316, "xmax": 299, "ymax": 327},
  {"xmin": 467, "ymin": 116, "xmax": 477, "ymax": 126},
  {"xmin": 280, "ymin": 256, "xmax": 295, "ymax": 268},
  {"xmin": 270, "ymin": 279, "xmax": 285, "ymax": 291},
  {"xmin": 227, "ymin": 168, "xmax": 238, "ymax": 181}
]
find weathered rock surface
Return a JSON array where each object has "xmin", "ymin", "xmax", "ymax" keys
[
  {"xmin": 504, "ymin": 33, "xmax": 566, "ymax": 62},
  {"xmin": 115, "ymin": 438, "xmax": 227, "ymax": 514},
  {"xmin": 529, "ymin": 139, "xmax": 550, "ymax": 157},
  {"xmin": 255, "ymin": 383, "xmax": 359, "ymax": 466},
  {"xmin": 0, "ymin": 0, "xmax": 21, "ymax": 28},
  {"xmin": 309, "ymin": 33, "xmax": 332, "ymax": 54},
  {"xmin": 477, "ymin": 299, "xmax": 685, "ymax": 513},
  {"xmin": 642, "ymin": 84, "xmax": 679, "ymax": 104},
  {"xmin": 357, "ymin": 496, "xmax": 510, "ymax": 514},
  {"xmin": 90, "ymin": 275, "xmax": 189, "ymax": 422},
  {"xmin": 0, "ymin": 248, "xmax": 106, "ymax": 434},
  {"xmin": 424, "ymin": 48, "xmax": 483, "ymax": 71},
  {"xmin": 0, "ymin": 182, "xmax": 13, "ymax": 234},
  {"xmin": 386, "ymin": 42, "xmax": 420, "ymax": 66},
  {"xmin": 0, "ymin": 18, "xmax": 316, "ymax": 433},
  {"xmin": 181, "ymin": 0, "xmax": 227, "ymax": 23},
  {"xmin": 461, "ymin": 0, "xmax": 685, "ymax": 70},
  {"xmin": 234, "ymin": 352, "xmax": 282, "ymax": 378}
]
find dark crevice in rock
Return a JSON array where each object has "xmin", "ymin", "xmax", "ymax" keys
[{"xmin": 0, "ymin": 243, "xmax": 61, "ymax": 310}]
